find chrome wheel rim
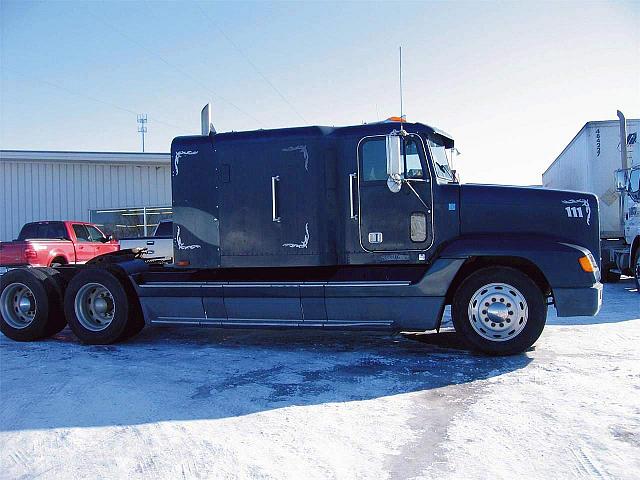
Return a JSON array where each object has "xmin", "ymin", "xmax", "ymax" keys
[
  {"xmin": 74, "ymin": 283, "xmax": 115, "ymax": 332},
  {"xmin": 0, "ymin": 282, "xmax": 37, "ymax": 329},
  {"xmin": 468, "ymin": 282, "xmax": 528, "ymax": 342}
]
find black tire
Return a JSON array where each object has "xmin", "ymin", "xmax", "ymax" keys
[
  {"xmin": 0, "ymin": 268, "xmax": 65, "ymax": 341},
  {"xmin": 452, "ymin": 266, "xmax": 547, "ymax": 355},
  {"xmin": 64, "ymin": 268, "xmax": 132, "ymax": 344},
  {"xmin": 602, "ymin": 269, "xmax": 621, "ymax": 283},
  {"xmin": 34, "ymin": 267, "xmax": 68, "ymax": 336}
]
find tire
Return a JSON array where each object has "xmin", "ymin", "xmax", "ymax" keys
[
  {"xmin": 0, "ymin": 268, "xmax": 65, "ymax": 341},
  {"xmin": 602, "ymin": 269, "xmax": 621, "ymax": 283},
  {"xmin": 452, "ymin": 267, "xmax": 547, "ymax": 355},
  {"xmin": 64, "ymin": 268, "xmax": 132, "ymax": 344},
  {"xmin": 34, "ymin": 267, "xmax": 68, "ymax": 336}
]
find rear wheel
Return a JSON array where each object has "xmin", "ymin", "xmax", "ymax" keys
[
  {"xmin": 0, "ymin": 268, "xmax": 65, "ymax": 341},
  {"xmin": 64, "ymin": 268, "xmax": 133, "ymax": 344},
  {"xmin": 49, "ymin": 257, "xmax": 67, "ymax": 268},
  {"xmin": 452, "ymin": 267, "xmax": 547, "ymax": 355},
  {"xmin": 35, "ymin": 267, "xmax": 68, "ymax": 336}
]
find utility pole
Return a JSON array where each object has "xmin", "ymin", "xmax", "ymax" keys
[{"xmin": 137, "ymin": 114, "xmax": 148, "ymax": 152}]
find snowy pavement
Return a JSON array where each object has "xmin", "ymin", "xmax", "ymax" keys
[{"xmin": 1, "ymin": 280, "xmax": 638, "ymax": 479}]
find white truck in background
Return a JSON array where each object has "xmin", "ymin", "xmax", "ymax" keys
[
  {"xmin": 543, "ymin": 111, "xmax": 639, "ymax": 284},
  {"xmin": 118, "ymin": 219, "xmax": 174, "ymax": 262}
]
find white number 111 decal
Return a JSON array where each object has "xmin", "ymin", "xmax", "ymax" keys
[{"xmin": 565, "ymin": 206, "xmax": 583, "ymax": 218}]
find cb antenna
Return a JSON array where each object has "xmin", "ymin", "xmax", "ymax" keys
[{"xmin": 399, "ymin": 46, "xmax": 405, "ymax": 132}]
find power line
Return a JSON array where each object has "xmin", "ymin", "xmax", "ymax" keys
[
  {"xmin": 7, "ymin": 71, "xmax": 182, "ymax": 130},
  {"xmin": 88, "ymin": 10, "xmax": 265, "ymax": 127},
  {"xmin": 195, "ymin": 2, "xmax": 308, "ymax": 124}
]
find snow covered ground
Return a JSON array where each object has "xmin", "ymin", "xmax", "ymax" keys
[{"xmin": 1, "ymin": 279, "xmax": 638, "ymax": 479}]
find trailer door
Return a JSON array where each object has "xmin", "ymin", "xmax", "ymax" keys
[{"xmin": 357, "ymin": 135, "xmax": 433, "ymax": 252}]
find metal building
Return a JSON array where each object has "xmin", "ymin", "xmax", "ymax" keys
[{"xmin": 0, "ymin": 150, "xmax": 171, "ymax": 242}]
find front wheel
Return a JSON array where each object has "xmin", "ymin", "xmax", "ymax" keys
[{"xmin": 452, "ymin": 267, "xmax": 547, "ymax": 355}]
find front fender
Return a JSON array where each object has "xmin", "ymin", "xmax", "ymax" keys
[{"xmin": 438, "ymin": 234, "xmax": 599, "ymax": 288}]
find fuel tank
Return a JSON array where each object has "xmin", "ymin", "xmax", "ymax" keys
[{"xmin": 459, "ymin": 184, "xmax": 601, "ymax": 265}]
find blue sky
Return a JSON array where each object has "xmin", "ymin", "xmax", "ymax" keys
[{"xmin": 1, "ymin": 0, "xmax": 638, "ymax": 185}]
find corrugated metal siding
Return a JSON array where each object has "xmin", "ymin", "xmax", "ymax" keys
[{"xmin": 0, "ymin": 152, "xmax": 171, "ymax": 241}]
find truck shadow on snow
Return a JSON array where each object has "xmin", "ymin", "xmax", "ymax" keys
[{"xmin": 0, "ymin": 327, "xmax": 532, "ymax": 432}]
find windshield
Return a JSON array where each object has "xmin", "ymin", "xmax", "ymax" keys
[
  {"xmin": 427, "ymin": 136, "xmax": 454, "ymax": 182},
  {"xmin": 629, "ymin": 168, "xmax": 640, "ymax": 202}
]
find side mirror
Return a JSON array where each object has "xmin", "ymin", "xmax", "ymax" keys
[
  {"xmin": 386, "ymin": 134, "xmax": 403, "ymax": 193},
  {"xmin": 614, "ymin": 169, "xmax": 627, "ymax": 192},
  {"xmin": 628, "ymin": 168, "xmax": 640, "ymax": 202}
]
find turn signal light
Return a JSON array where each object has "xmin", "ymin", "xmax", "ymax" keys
[
  {"xmin": 176, "ymin": 260, "xmax": 190, "ymax": 267},
  {"xmin": 579, "ymin": 256, "xmax": 595, "ymax": 273}
]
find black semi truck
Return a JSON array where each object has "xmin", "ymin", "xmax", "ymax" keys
[{"xmin": 0, "ymin": 109, "xmax": 603, "ymax": 354}]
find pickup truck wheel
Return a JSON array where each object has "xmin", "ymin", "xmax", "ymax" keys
[
  {"xmin": 0, "ymin": 268, "xmax": 64, "ymax": 341},
  {"xmin": 64, "ymin": 269, "xmax": 130, "ymax": 344},
  {"xmin": 452, "ymin": 267, "xmax": 547, "ymax": 355},
  {"xmin": 50, "ymin": 257, "xmax": 67, "ymax": 268}
]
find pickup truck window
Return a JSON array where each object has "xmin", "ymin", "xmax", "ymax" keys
[
  {"xmin": 72, "ymin": 224, "xmax": 91, "ymax": 242},
  {"xmin": 428, "ymin": 137, "xmax": 454, "ymax": 182},
  {"xmin": 154, "ymin": 221, "xmax": 173, "ymax": 237},
  {"xmin": 361, "ymin": 138, "xmax": 387, "ymax": 181},
  {"xmin": 86, "ymin": 225, "xmax": 106, "ymax": 242},
  {"xmin": 18, "ymin": 222, "xmax": 67, "ymax": 240}
]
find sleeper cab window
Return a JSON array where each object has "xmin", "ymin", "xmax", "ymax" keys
[
  {"xmin": 361, "ymin": 138, "xmax": 388, "ymax": 181},
  {"xmin": 411, "ymin": 212, "xmax": 427, "ymax": 242}
]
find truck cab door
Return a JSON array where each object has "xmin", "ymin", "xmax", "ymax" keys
[
  {"xmin": 357, "ymin": 134, "xmax": 433, "ymax": 252},
  {"xmin": 71, "ymin": 224, "xmax": 94, "ymax": 263}
]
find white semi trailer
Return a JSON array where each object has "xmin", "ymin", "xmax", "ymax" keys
[{"xmin": 543, "ymin": 111, "xmax": 640, "ymax": 283}]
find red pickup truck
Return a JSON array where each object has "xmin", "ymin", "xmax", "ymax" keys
[{"xmin": 0, "ymin": 221, "xmax": 119, "ymax": 269}]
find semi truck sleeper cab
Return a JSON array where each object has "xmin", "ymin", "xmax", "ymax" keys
[{"xmin": 0, "ymin": 109, "xmax": 603, "ymax": 355}]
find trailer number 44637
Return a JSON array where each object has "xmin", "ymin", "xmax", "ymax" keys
[{"xmin": 565, "ymin": 206, "xmax": 584, "ymax": 218}]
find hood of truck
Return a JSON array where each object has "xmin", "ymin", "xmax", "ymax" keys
[{"xmin": 459, "ymin": 184, "xmax": 601, "ymax": 265}]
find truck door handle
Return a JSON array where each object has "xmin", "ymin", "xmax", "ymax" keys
[
  {"xmin": 349, "ymin": 173, "xmax": 358, "ymax": 219},
  {"xmin": 146, "ymin": 241, "xmax": 155, "ymax": 245},
  {"xmin": 272, "ymin": 175, "xmax": 281, "ymax": 223}
]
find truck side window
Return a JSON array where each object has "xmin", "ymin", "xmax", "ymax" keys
[
  {"xmin": 361, "ymin": 138, "xmax": 387, "ymax": 181},
  {"xmin": 154, "ymin": 221, "xmax": 173, "ymax": 237},
  {"xmin": 411, "ymin": 212, "xmax": 427, "ymax": 242},
  {"xmin": 18, "ymin": 223, "xmax": 38, "ymax": 240},
  {"xmin": 72, "ymin": 224, "xmax": 91, "ymax": 242},
  {"xmin": 86, "ymin": 225, "xmax": 106, "ymax": 242},
  {"xmin": 404, "ymin": 137, "xmax": 423, "ymax": 179}
]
